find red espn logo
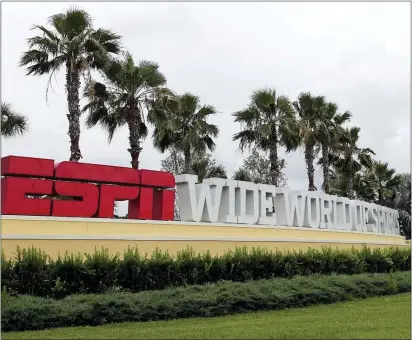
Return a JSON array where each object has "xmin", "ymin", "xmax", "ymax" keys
[{"xmin": 1, "ymin": 156, "xmax": 175, "ymax": 220}]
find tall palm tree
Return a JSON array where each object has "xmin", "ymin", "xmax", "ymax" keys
[
  {"xmin": 232, "ymin": 88, "xmax": 297, "ymax": 187},
  {"xmin": 316, "ymin": 106, "xmax": 352, "ymax": 194},
  {"xmin": 1, "ymin": 102, "xmax": 28, "ymax": 137},
  {"xmin": 329, "ymin": 126, "xmax": 375, "ymax": 199},
  {"xmin": 293, "ymin": 93, "xmax": 332, "ymax": 191},
  {"xmin": 83, "ymin": 52, "xmax": 173, "ymax": 169},
  {"xmin": 153, "ymin": 93, "xmax": 219, "ymax": 173},
  {"xmin": 19, "ymin": 7, "xmax": 121, "ymax": 161}
]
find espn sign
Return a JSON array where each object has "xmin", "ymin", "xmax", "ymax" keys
[{"xmin": 1, "ymin": 155, "xmax": 175, "ymax": 220}]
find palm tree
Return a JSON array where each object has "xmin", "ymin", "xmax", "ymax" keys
[
  {"xmin": 329, "ymin": 168, "xmax": 374, "ymax": 201},
  {"xmin": 1, "ymin": 102, "xmax": 28, "ymax": 137},
  {"xmin": 329, "ymin": 127, "xmax": 375, "ymax": 199},
  {"xmin": 390, "ymin": 173, "xmax": 411, "ymax": 239},
  {"xmin": 19, "ymin": 7, "xmax": 121, "ymax": 161},
  {"xmin": 232, "ymin": 88, "xmax": 297, "ymax": 187},
  {"xmin": 83, "ymin": 52, "xmax": 173, "ymax": 169},
  {"xmin": 316, "ymin": 106, "xmax": 351, "ymax": 194},
  {"xmin": 153, "ymin": 93, "xmax": 219, "ymax": 173},
  {"xmin": 293, "ymin": 93, "xmax": 332, "ymax": 191},
  {"xmin": 367, "ymin": 161, "xmax": 404, "ymax": 205}
]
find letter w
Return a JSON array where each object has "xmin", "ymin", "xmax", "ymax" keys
[{"xmin": 175, "ymin": 175, "xmax": 223, "ymax": 223}]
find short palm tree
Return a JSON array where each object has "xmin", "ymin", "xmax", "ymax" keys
[
  {"xmin": 367, "ymin": 161, "xmax": 404, "ymax": 205},
  {"xmin": 329, "ymin": 168, "xmax": 374, "ymax": 201},
  {"xmin": 19, "ymin": 7, "xmax": 121, "ymax": 161},
  {"xmin": 329, "ymin": 126, "xmax": 375, "ymax": 199},
  {"xmin": 233, "ymin": 88, "xmax": 298, "ymax": 187},
  {"xmin": 153, "ymin": 93, "xmax": 219, "ymax": 173},
  {"xmin": 1, "ymin": 102, "xmax": 28, "ymax": 137},
  {"xmin": 83, "ymin": 52, "xmax": 174, "ymax": 169}
]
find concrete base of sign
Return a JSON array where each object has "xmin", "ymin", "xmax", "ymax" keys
[{"xmin": 1, "ymin": 215, "xmax": 409, "ymax": 259}]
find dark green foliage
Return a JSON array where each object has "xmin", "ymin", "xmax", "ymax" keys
[
  {"xmin": 1, "ymin": 102, "xmax": 28, "ymax": 138},
  {"xmin": 2, "ymin": 247, "xmax": 52, "ymax": 297},
  {"xmin": 2, "ymin": 271, "xmax": 410, "ymax": 332},
  {"xmin": 2, "ymin": 246, "xmax": 410, "ymax": 298}
]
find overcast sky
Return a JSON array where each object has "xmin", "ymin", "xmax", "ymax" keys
[{"xmin": 1, "ymin": 2, "xmax": 410, "ymax": 214}]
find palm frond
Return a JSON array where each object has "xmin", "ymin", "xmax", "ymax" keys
[
  {"xmin": 27, "ymin": 36, "xmax": 60, "ymax": 55},
  {"xmin": 232, "ymin": 107, "xmax": 259, "ymax": 124},
  {"xmin": 232, "ymin": 129, "xmax": 258, "ymax": 151},
  {"xmin": 88, "ymin": 28, "xmax": 122, "ymax": 53},
  {"xmin": 197, "ymin": 104, "xmax": 216, "ymax": 118},
  {"xmin": 138, "ymin": 60, "xmax": 166, "ymax": 88},
  {"xmin": 1, "ymin": 102, "xmax": 29, "ymax": 137}
]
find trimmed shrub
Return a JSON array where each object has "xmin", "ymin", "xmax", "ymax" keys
[
  {"xmin": 2, "ymin": 271, "xmax": 410, "ymax": 332},
  {"xmin": 1, "ymin": 245, "xmax": 410, "ymax": 298}
]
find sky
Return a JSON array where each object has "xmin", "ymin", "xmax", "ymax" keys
[{"xmin": 1, "ymin": 2, "xmax": 410, "ymax": 215}]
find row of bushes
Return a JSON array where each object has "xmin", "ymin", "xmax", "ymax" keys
[
  {"xmin": 2, "ymin": 245, "xmax": 410, "ymax": 298},
  {"xmin": 2, "ymin": 271, "xmax": 410, "ymax": 332}
]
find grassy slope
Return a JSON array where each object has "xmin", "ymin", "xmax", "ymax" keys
[{"xmin": 5, "ymin": 294, "xmax": 411, "ymax": 340}]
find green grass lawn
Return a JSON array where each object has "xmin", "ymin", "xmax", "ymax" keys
[{"xmin": 5, "ymin": 294, "xmax": 411, "ymax": 339}]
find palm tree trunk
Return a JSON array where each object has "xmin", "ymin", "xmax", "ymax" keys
[
  {"xmin": 183, "ymin": 148, "xmax": 191, "ymax": 174},
  {"xmin": 347, "ymin": 165, "xmax": 354, "ymax": 199},
  {"xmin": 127, "ymin": 112, "xmax": 142, "ymax": 169},
  {"xmin": 321, "ymin": 143, "xmax": 330, "ymax": 194},
  {"xmin": 269, "ymin": 140, "xmax": 279, "ymax": 187},
  {"xmin": 378, "ymin": 185, "xmax": 383, "ymax": 205},
  {"xmin": 66, "ymin": 63, "xmax": 82, "ymax": 162},
  {"xmin": 305, "ymin": 143, "xmax": 317, "ymax": 191}
]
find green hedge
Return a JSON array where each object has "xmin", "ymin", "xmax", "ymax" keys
[
  {"xmin": 2, "ymin": 271, "xmax": 410, "ymax": 332},
  {"xmin": 1, "ymin": 245, "xmax": 410, "ymax": 298}
]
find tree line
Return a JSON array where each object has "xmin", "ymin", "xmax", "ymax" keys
[{"xmin": 2, "ymin": 8, "xmax": 410, "ymax": 238}]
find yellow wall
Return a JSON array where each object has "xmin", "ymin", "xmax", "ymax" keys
[{"xmin": 1, "ymin": 216, "xmax": 408, "ymax": 258}]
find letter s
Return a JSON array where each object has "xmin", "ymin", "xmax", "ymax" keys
[
  {"xmin": 52, "ymin": 162, "xmax": 140, "ymax": 218},
  {"xmin": 52, "ymin": 181, "xmax": 99, "ymax": 218}
]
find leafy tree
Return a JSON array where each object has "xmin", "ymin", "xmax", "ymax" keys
[
  {"xmin": 1, "ymin": 102, "xmax": 28, "ymax": 137},
  {"xmin": 160, "ymin": 148, "xmax": 184, "ymax": 221},
  {"xmin": 160, "ymin": 147, "xmax": 185, "ymax": 175},
  {"xmin": 190, "ymin": 153, "xmax": 227, "ymax": 183},
  {"xmin": 153, "ymin": 93, "xmax": 219, "ymax": 173},
  {"xmin": 83, "ymin": 53, "xmax": 174, "ymax": 169},
  {"xmin": 233, "ymin": 88, "xmax": 297, "ymax": 186},
  {"xmin": 232, "ymin": 168, "xmax": 252, "ymax": 182},
  {"xmin": 233, "ymin": 150, "xmax": 286, "ymax": 186},
  {"xmin": 162, "ymin": 150, "xmax": 227, "ymax": 183},
  {"xmin": 161, "ymin": 150, "xmax": 226, "ymax": 221},
  {"xmin": 329, "ymin": 127, "xmax": 375, "ymax": 199},
  {"xmin": 20, "ymin": 7, "xmax": 121, "ymax": 161}
]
